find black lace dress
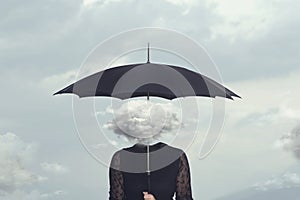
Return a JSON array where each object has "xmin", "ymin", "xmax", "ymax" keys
[{"xmin": 109, "ymin": 142, "xmax": 193, "ymax": 200}]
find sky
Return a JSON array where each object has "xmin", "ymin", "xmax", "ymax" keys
[{"xmin": 1, "ymin": 0, "xmax": 300, "ymax": 199}]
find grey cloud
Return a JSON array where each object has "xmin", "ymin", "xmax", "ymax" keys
[
  {"xmin": 277, "ymin": 124, "xmax": 300, "ymax": 160},
  {"xmin": 2, "ymin": 0, "xmax": 300, "ymax": 84},
  {"xmin": 202, "ymin": 0, "xmax": 300, "ymax": 82},
  {"xmin": 1, "ymin": 0, "xmax": 215, "ymax": 80},
  {"xmin": 216, "ymin": 172, "xmax": 300, "ymax": 200},
  {"xmin": 216, "ymin": 187, "xmax": 300, "ymax": 200}
]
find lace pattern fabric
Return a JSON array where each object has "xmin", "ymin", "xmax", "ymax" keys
[
  {"xmin": 175, "ymin": 152, "xmax": 193, "ymax": 200},
  {"xmin": 109, "ymin": 151, "xmax": 125, "ymax": 200}
]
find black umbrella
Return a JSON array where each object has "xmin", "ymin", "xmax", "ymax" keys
[
  {"xmin": 54, "ymin": 44, "xmax": 240, "ymax": 192},
  {"xmin": 54, "ymin": 45, "xmax": 240, "ymax": 100}
]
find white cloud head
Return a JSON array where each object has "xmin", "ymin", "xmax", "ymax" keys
[{"xmin": 103, "ymin": 99, "xmax": 183, "ymax": 144}]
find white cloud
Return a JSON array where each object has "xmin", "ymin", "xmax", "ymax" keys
[
  {"xmin": 164, "ymin": 0, "xmax": 198, "ymax": 7},
  {"xmin": 40, "ymin": 190, "xmax": 68, "ymax": 198},
  {"xmin": 225, "ymin": 69, "xmax": 300, "ymax": 128},
  {"xmin": 0, "ymin": 190, "xmax": 42, "ymax": 200},
  {"xmin": 0, "ymin": 132, "xmax": 50, "ymax": 200},
  {"xmin": 252, "ymin": 172, "xmax": 300, "ymax": 191},
  {"xmin": 40, "ymin": 162, "xmax": 68, "ymax": 174},
  {"xmin": 82, "ymin": 0, "xmax": 98, "ymax": 7},
  {"xmin": 82, "ymin": 0, "xmax": 125, "ymax": 8},
  {"xmin": 53, "ymin": 190, "xmax": 68, "ymax": 195},
  {"xmin": 0, "ymin": 132, "xmax": 46, "ymax": 191},
  {"xmin": 164, "ymin": 0, "xmax": 199, "ymax": 15},
  {"xmin": 207, "ymin": 0, "xmax": 290, "ymax": 41},
  {"xmin": 42, "ymin": 69, "xmax": 77, "ymax": 93},
  {"xmin": 0, "ymin": 189, "xmax": 67, "ymax": 200},
  {"xmin": 0, "ymin": 132, "xmax": 69, "ymax": 199}
]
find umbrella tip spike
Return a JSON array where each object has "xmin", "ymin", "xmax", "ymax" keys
[{"xmin": 147, "ymin": 42, "xmax": 150, "ymax": 63}]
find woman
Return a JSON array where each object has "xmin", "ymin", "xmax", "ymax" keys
[{"xmin": 109, "ymin": 141, "xmax": 193, "ymax": 200}]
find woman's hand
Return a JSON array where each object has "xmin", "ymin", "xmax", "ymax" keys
[{"xmin": 143, "ymin": 192, "xmax": 156, "ymax": 200}]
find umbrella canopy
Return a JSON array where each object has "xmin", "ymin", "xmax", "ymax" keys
[{"xmin": 53, "ymin": 62, "xmax": 240, "ymax": 100}]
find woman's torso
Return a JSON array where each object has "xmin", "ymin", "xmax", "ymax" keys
[{"xmin": 118, "ymin": 142, "xmax": 183, "ymax": 200}]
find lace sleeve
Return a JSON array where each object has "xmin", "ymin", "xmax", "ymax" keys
[
  {"xmin": 176, "ymin": 152, "xmax": 193, "ymax": 200},
  {"xmin": 109, "ymin": 151, "xmax": 124, "ymax": 200}
]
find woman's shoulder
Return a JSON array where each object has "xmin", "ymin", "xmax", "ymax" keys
[
  {"xmin": 121, "ymin": 142, "xmax": 184, "ymax": 154},
  {"xmin": 166, "ymin": 143, "xmax": 184, "ymax": 152},
  {"xmin": 111, "ymin": 142, "xmax": 186, "ymax": 161}
]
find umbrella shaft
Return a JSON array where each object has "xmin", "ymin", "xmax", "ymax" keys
[
  {"xmin": 147, "ymin": 144, "xmax": 151, "ymax": 192},
  {"xmin": 147, "ymin": 145, "xmax": 150, "ymax": 172}
]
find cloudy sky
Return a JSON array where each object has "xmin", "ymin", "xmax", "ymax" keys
[{"xmin": 1, "ymin": 0, "xmax": 300, "ymax": 199}]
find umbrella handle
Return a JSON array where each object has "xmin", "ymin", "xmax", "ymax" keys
[
  {"xmin": 147, "ymin": 144, "xmax": 151, "ymax": 193},
  {"xmin": 147, "ymin": 173, "xmax": 151, "ymax": 193}
]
